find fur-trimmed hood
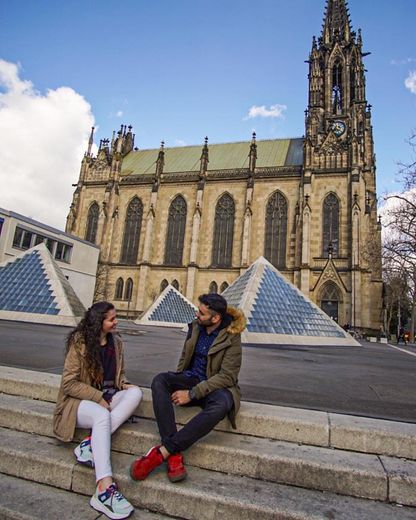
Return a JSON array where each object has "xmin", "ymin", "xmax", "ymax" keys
[{"xmin": 224, "ymin": 306, "xmax": 246, "ymax": 335}]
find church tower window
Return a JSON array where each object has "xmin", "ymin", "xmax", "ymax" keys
[
  {"xmin": 160, "ymin": 279, "xmax": 168, "ymax": 293},
  {"xmin": 121, "ymin": 197, "xmax": 143, "ymax": 264},
  {"xmin": 265, "ymin": 191, "xmax": 287, "ymax": 269},
  {"xmin": 85, "ymin": 202, "xmax": 99, "ymax": 244},
  {"xmin": 323, "ymin": 193, "xmax": 340, "ymax": 257},
  {"xmin": 350, "ymin": 57, "xmax": 356, "ymax": 103},
  {"xmin": 164, "ymin": 195, "xmax": 187, "ymax": 266},
  {"xmin": 332, "ymin": 60, "xmax": 343, "ymax": 114},
  {"xmin": 212, "ymin": 193, "xmax": 235, "ymax": 268}
]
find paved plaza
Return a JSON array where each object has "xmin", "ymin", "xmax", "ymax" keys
[{"xmin": 0, "ymin": 319, "xmax": 416, "ymax": 423}]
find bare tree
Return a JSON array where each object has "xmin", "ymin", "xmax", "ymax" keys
[{"xmin": 382, "ymin": 132, "xmax": 416, "ymax": 339}]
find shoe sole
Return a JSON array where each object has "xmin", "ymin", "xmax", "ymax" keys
[
  {"xmin": 90, "ymin": 495, "xmax": 133, "ymax": 520},
  {"xmin": 168, "ymin": 470, "xmax": 187, "ymax": 483},
  {"xmin": 74, "ymin": 446, "xmax": 95, "ymax": 468}
]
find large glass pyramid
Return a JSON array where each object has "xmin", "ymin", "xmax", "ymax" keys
[
  {"xmin": 222, "ymin": 257, "xmax": 359, "ymax": 346},
  {"xmin": 135, "ymin": 284, "xmax": 197, "ymax": 327},
  {"xmin": 0, "ymin": 243, "xmax": 85, "ymax": 325}
]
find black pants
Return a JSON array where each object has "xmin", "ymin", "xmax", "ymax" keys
[{"xmin": 151, "ymin": 371, "xmax": 234, "ymax": 454}]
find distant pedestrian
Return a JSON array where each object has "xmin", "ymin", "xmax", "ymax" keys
[{"xmin": 53, "ymin": 301, "xmax": 142, "ymax": 519}]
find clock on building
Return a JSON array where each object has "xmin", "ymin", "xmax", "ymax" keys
[{"xmin": 331, "ymin": 120, "xmax": 346, "ymax": 137}]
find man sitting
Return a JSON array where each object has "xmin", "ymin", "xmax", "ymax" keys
[{"xmin": 130, "ymin": 293, "xmax": 246, "ymax": 482}]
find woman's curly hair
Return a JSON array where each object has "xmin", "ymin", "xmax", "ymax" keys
[{"xmin": 65, "ymin": 301, "xmax": 115, "ymax": 387}]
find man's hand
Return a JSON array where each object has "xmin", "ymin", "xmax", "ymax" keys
[{"xmin": 171, "ymin": 390, "xmax": 191, "ymax": 406}]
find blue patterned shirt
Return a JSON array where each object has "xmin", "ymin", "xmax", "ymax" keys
[{"xmin": 183, "ymin": 326, "xmax": 220, "ymax": 381}]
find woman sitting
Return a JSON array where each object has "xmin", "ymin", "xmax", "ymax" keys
[{"xmin": 53, "ymin": 301, "xmax": 142, "ymax": 519}]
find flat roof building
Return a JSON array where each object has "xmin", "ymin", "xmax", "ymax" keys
[{"xmin": 0, "ymin": 208, "xmax": 99, "ymax": 308}]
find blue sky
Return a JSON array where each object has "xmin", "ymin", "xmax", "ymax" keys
[{"xmin": 0, "ymin": 0, "xmax": 415, "ymax": 228}]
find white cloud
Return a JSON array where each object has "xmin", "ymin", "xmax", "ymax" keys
[
  {"xmin": 390, "ymin": 57, "xmax": 416, "ymax": 66},
  {"xmin": 0, "ymin": 59, "xmax": 95, "ymax": 229},
  {"xmin": 174, "ymin": 139, "xmax": 187, "ymax": 147},
  {"xmin": 244, "ymin": 103, "xmax": 287, "ymax": 120},
  {"xmin": 116, "ymin": 110, "xmax": 123, "ymax": 117},
  {"xmin": 405, "ymin": 71, "xmax": 416, "ymax": 94}
]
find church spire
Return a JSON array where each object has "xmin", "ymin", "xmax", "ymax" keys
[
  {"xmin": 322, "ymin": 0, "xmax": 352, "ymax": 44},
  {"xmin": 86, "ymin": 126, "xmax": 94, "ymax": 157}
]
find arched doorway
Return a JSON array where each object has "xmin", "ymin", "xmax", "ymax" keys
[{"xmin": 320, "ymin": 283, "xmax": 340, "ymax": 322}]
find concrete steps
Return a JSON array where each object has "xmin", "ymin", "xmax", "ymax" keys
[
  {"xmin": 2, "ymin": 392, "xmax": 416, "ymax": 504},
  {"xmin": 0, "ymin": 366, "xmax": 416, "ymax": 518},
  {"xmin": 0, "ymin": 474, "xmax": 173, "ymax": 520},
  {"xmin": 0, "ymin": 427, "xmax": 414, "ymax": 520}
]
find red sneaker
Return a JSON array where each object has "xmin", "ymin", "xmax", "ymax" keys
[
  {"xmin": 130, "ymin": 446, "xmax": 164, "ymax": 481},
  {"xmin": 167, "ymin": 453, "xmax": 187, "ymax": 482}
]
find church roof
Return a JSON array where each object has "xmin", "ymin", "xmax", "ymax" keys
[
  {"xmin": 121, "ymin": 138, "xmax": 303, "ymax": 177},
  {"xmin": 221, "ymin": 256, "xmax": 359, "ymax": 346},
  {"xmin": 0, "ymin": 243, "xmax": 85, "ymax": 326}
]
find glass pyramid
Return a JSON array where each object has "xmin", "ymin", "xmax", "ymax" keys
[
  {"xmin": 0, "ymin": 243, "xmax": 85, "ymax": 323},
  {"xmin": 136, "ymin": 284, "xmax": 197, "ymax": 327},
  {"xmin": 222, "ymin": 257, "xmax": 358, "ymax": 346}
]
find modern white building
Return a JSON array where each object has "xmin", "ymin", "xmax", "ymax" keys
[{"xmin": 0, "ymin": 208, "xmax": 99, "ymax": 307}]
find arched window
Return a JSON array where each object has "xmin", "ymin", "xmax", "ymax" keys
[
  {"xmin": 172, "ymin": 279, "xmax": 179, "ymax": 291},
  {"xmin": 264, "ymin": 191, "xmax": 287, "ymax": 269},
  {"xmin": 164, "ymin": 195, "xmax": 187, "ymax": 265},
  {"xmin": 121, "ymin": 197, "xmax": 143, "ymax": 264},
  {"xmin": 332, "ymin": 60, "xmax": 343, "ymax": 114},
  {"xmin": 114, "ymin": 277, "xmax": 124, "ymax": 300},
  {"xmin": 209, "ymin": 281, "xmax": 218, "ymax": 294},
  {"xmin": 350, "ymin": 57, "xmax": 356, "ymax": 103},
  {"xmin": 212, "ymin": 193, "xmax": 235, "ymax": 268},
  {"xmin": 220, "ymin": 281, "xmax": 229, "ymax": 293},
  {"xmin": 124, "ymin": 278, "xmax": 133, "ymax": 301},
  {"xmin": 160, "ymin": 279, "xmax": 169, "ymax": 293},
  {"xmin": 320, "ymin": 283, "xmax": 340, "ymax": 322},
  {"xmin": 85, "ymin": 202, "xmax": 99, "ymax": 244},
  {"xmin": 323, "ymin": 193, "xmax": 340, "ymax": 257}
]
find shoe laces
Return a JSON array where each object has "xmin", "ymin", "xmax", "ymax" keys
[{"xmin": 107, "ymin": 484, "xmax": 125, "ymax": 502}]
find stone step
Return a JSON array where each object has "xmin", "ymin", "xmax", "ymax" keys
[
  {"xmin": 1, "ymin": 393, "xmax": 416, "ymax": 505},
  {"xmin": 1, "ymin": 365, "xmax": 416, "ymax": 459},
  {"xmin": 0, "ymin": 473, "xmax": 173, "ymax": 520},
  {"xmin": 0, "ymin": 427, "xmax": 415, "ymax": 520}
]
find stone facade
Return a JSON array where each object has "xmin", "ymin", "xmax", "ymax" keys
[{"xmin": 66, "ymin": 0, "xmax": 382, "ymax": 331}]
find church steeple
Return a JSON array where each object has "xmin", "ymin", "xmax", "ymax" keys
[
  {"xmin": 305, "ymin": 0, "xmax": 373, "ymax": 177},
  {"xmin": 322, "ymin": 0, "xmax": 352, "ymax": 44}
]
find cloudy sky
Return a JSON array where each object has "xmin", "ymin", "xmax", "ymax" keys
[{"xmin": 0, "ymin": 0, "xmax": 415, "ymax": 229}]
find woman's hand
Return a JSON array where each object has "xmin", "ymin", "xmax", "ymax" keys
[
  {"xmin": 99, "ymin": 398, "xmax": 111, "ymax": 410},
  {"xmin": 122, "ymin": 383, "xmax": 136, "ymax": 390}
]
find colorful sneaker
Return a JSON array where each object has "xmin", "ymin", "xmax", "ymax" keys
[
  {"xmin": 130, "ymin": 445, "xmax": 164, "ymax": 481},
  {"xmin": 74, "ymin": 436, "xmax": 94, "ymax": 468},
  {"xmin": 90, "ymin": 483, "xmax": 134, "ymax": 519},
  {"xmin": 167, "ymin": 453, "xmax": 187, "ymax": 482}
]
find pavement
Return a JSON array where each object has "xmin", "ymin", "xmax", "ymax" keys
[{"xmin": 1, "ymin": 319, "xmax": 416, "ymax": 423}]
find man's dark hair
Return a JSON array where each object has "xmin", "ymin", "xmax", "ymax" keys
[{"xmin": 199, "ymin": 293, "xmax": 227, "ymax": 318}]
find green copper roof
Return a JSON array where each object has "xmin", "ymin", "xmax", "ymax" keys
[{"xmin": 121, "ymin": 138, "xmax": 303, "ymax": 177}]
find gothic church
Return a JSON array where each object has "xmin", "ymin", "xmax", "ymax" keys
[{"xmin": 66, "ymin": 0, "xmax": 382, "ymax": 331}]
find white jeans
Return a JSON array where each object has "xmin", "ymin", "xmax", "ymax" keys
[{"xmin": 76, "ymin": 386, "xmax": 142, "ymax": 482}]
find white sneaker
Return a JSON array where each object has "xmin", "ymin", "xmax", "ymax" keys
[
  {"xmin": 74, "ymin": 436, "xmax": 94, "ymax": 468},
  {"xmin": 90, "ymin": 483, "xmax": 134, "ymax": 519}
]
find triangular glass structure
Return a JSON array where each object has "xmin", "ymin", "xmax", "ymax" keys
[
  {"xmin": 0, "ymin": 243, "xmax": 85, "ymax": 325},
  {"xmin": 136, "ymin": 284, "xmax": 197, "ymax": 327},
  {"xmin": 222, "ymin": 257, "xmax": 359, "ymax": 346}
]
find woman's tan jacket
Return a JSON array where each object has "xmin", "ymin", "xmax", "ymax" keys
[{"xmin": 53, "ymin": 332, "xmax": 128, "ymax": 442}]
